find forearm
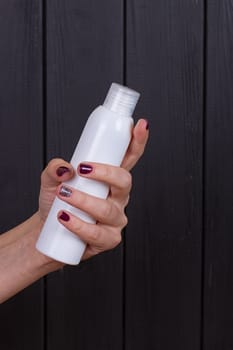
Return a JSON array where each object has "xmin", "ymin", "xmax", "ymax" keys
[
  {"xmin": 0, "ymin": 213, "xmax": 42, "ymax": 248},
  {"xmin": 0, "ymin": 213, "xmax": 61, "ymax": 303}
]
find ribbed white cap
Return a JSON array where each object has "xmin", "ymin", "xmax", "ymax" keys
[{"xmin": 103, "ymin": 83, "xmax": 140, "ymax": 118}]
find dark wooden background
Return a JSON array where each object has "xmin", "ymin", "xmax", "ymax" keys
[{"xmin": 0, "ymin": 1, "xmax": 232, "ymax": 349}]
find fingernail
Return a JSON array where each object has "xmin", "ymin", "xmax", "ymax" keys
[
  {"xmin": 79, "ymin": 163, "xmax": 93, "ymax": 175},
  {"xmin": 59, "ymin": 211, "xmax": 70, "ymax": 222},
  {"xmin": 59, "ymin": 186, "xmax": 72, "ymax": 197},
  {"xmin": 145, "ymin": 119, "xmax": 149, "ymax": 130},
  {"xmin": 56, "ymin": 166, "xmax": 70, "ymax": 177}
]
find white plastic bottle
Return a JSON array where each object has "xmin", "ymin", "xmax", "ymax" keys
[{"xmin": 36, "ymin": 83, "xmax": 140, "ymax": 265}]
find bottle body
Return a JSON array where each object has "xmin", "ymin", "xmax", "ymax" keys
[{"xmin": 36, "ymin": 105, "xmax": 133, "ymax": 265}]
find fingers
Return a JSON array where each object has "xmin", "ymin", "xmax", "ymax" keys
[
  {"xmin": 57, "ymin": 185, "xmax": 127, "ymax": 227},
  {"xmin": 41, "ymin": 158, "xmax": 74, "ymax": 189},
  {"xmin": 77, "ymin": 162, "xmax": 132, "ymax": 199},
  {"xmin": 55, "ymin": 161, "xmax": 131, "ymax": 262},
  {"xmin": 121, "ymin": 118, "xmax": 149, "ymax": 171},
  {"xmin": 57, "ymin": 210, "xmax": 122, "ymax": 256},
  {"xmin": 40, "ymin": 117, "xmax": 148, "ymax": 191},
  {"xmin": 38, "ymin": 123, "xmax": 147, "ymax": 263}
]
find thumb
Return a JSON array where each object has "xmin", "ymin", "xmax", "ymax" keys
[{"xmin": 41, "ymin": 158, "xmax": 75, "ymax": 190}]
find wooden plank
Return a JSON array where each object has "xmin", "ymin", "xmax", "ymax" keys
[
  {"xmin": 0, "ymin": 1, "xmax": 44, "ymax": 349},
  {"xmin": 46, "ymin": 1, "xmax": 123, "ymax": 349},
  {"xmin": 125, "ymin": 1, "xmax": 204, "ymax": 349},
  {"xmin": 203, "ymin": 1, "xmax": 233, "ymax": 348}
]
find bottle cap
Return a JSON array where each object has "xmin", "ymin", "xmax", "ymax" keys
[{"xmin": 103, "ymin": 83, "xmax": 140, "ymax": 118}]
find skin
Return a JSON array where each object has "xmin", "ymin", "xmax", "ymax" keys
[{"xmin": 0, "ymin": 119, "xmax": 149, "ymax": 303}]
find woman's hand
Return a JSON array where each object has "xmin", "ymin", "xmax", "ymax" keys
[
  {"xmin": 56, "ymin": 163, "xmax": 131, "ymax": 260},
  {"xmin": 37, "ymin": 118, "xmax": 149, "ymax": 261},
  {"xmin": 0, "ymin": 119, "xmax": 148, "ymax": 302},
  {"xmin": 38, "ymin": 159, "xmax": 75, "ymax": 222}
]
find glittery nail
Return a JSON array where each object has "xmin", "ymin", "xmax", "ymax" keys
[{"xmin": 59, "ymin": 186, "xmax": 72, "ymax": 198}]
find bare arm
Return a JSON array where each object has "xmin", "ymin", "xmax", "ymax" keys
[{"xmin": 0, "ymin": 214, "xmax": 59, "ymax": 302}]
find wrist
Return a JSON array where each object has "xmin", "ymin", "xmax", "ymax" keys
[
  {"xmin": 30, "ymin": 212, "xmax": 64, "ymax": 273},
  {"xmin": 0, "ymin": 212, "xmax": 63, "ymax": 303},
  {"xmin": 15, "ymin": 211, "xmax": 64, "ymax": 276}
]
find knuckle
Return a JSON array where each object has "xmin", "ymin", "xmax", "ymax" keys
[
  {"xmin": 121, "ymin": 213, "xmax": 128, "ymax": 228},
  {"xmin": 113, "ymin": 232, "xmax": 122, "ymax": 247},
  {"xmin": 101, "ymin": 202, "xmax": 112, "ymax": 219},
  {"xmin": 122, "ymin": 171, "xmax": 132, "ymax": 190},
  {"xmin": 89, "ymin": 226, "xmax": 101, "ymax": 242},
  {"xmin": 124, "ymin": 194, "xmax": 130, "ymax": 207}
]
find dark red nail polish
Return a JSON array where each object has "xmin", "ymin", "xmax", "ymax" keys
[
  {"xmin": 145, "ymin": 119, "xmax": 149, "ymax": 130},
  {"xmin": 59, "ymin": 211, "xmax": 70, "ymax": 222},
  {"xmin": 79, "ymin": 163, "xmax": 93, "ymax": 175},
  {"xmin": 56, "ymin": 166, "xmax": 70, "ymax": 177}
]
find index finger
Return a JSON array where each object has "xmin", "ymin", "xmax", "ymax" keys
[{"xmin": 121, "ymin": 118, "xmax": 149, "ymax": 171}]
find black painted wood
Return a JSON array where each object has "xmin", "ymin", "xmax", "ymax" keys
[
  {"xmin": 45, "ymin": 1, "xmax": 124, "ymax": 349},
  {"xmin": 125, "ymin": 1, "xmax": 204, "ymax": 349},
  {"xmin": 1, "ymin": 1, "xmax": 233, "ymax": 349},
  {"xmin": 203, "ymin": 1, "xmax": 233, "ymax": 349},
  {"xmin": 0, "ymin": 1, "xmax": 44, "ymax": 349}
]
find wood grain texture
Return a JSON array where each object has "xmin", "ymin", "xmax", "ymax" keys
[
  {"xmin": 125, "ymin": 1, "xmax": 204, "ymax": 349},
  {"xmin": 203, "ymin": 1, "xmax": 233, "ymax": 349},
  {"xmin": 1, "ymin": 1, "xmax": 232, "ymax": 349},
  {"xmin": 0, "ymin": 1, "xmax": 44, "ymax": 349},
  {"xmin": 45, "ymin": 1, "xmax": 124, "ymax": 349}
]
